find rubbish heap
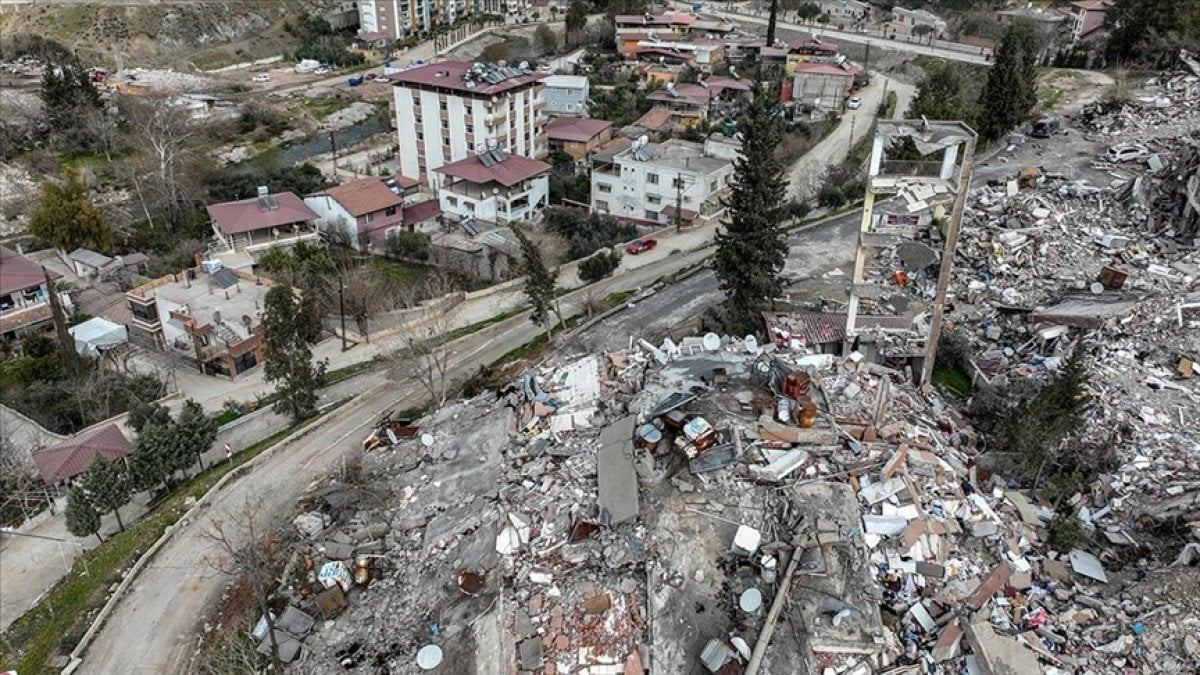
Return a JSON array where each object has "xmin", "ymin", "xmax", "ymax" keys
[{"xmin": 247, "ymin": 318, "xmax": 1199, "ymax": 674}]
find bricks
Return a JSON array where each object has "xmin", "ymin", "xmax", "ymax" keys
[{"xmin": 964, "ymin": 563, "xmax": 1012, "ymax": 610}]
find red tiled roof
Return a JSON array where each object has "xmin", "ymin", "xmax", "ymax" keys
[
  {"xmin": 0, "ymin": 245, "xmax": 59, "ymax": 296},
  {"xmin": 705, "ymin": 76, "xmax": 753, "ymax": 92},
  {"xmin": 787, "ymin": 37, "xmax": 839, "ymax": 51},
  {"xmin": 1071, "ymin": 0, "xmax": 1112, "ymax": 10},
  {"xmin": 660, "ymin": 205, "xmax": 699, "ymax": 220},
  {"xmin": 33, "ymin": 423, "xmax": 132, "ymax": 484},
  {"xmin": 388, "ymin": 61, "xmax": 546, "ymax": 96},
  {"xmin": 356, "ymin": 31, "xmax": 388, "ymax": 42},
  {"xmin": 649, "ymin": 83, "xmax": 710, "ymax": 106},
  {"xmin": 206, "ymin": 192, "xmax": 318, "ymax": 235},
  {"xmin": 393, "ymin": 174, "xmax": 419, "ymax": 189},
  {"xmin": 403, "ymin": 198, "xmax": 441, "ymax": 225},
  {"xmin": 435, "ymin": 153, "xmax": 551, "ymax": 187},
  {"xmin": 636, "ymin": 47, "xmax": 697, "ymax": 62},
  {"xmin": 633, "ymin": 106, "xmax": 673, "ymax": 131},
  {"xmin": 615, "ymin": 12, "xmax": 695, "ymax": 26},
  {"xmin": 793, "ymin": 62, "xmax": 857, "ymax": 77},
  {"xmin": 545, "ymin": 117, "xmax": 613, "ymax": 142},
  {"xmin": 320, "ymin": 178, "xmax": 405, "ymax": 217},
  {"xmin": 765, "ymin": 311, "xmax": 911, "ymax": 346}
]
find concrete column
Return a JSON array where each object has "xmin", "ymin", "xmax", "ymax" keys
[{"xmin": 940, "ymin": 143, "xmax": 959, "ymax": 180}]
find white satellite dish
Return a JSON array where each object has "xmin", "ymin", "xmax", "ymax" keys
[
  {"xmin": 702, "ymin": 333, "xmax": 721, "ymax": 351},
  {"xmin": 416, "ymin": 644, "xmax": 443, "ymax": 669},
  {"xmin": 420, "ymin": 433, "xmax": 435, "ymax": 447},
  {"xmin": 739, "ymin": 588, "xmax": 762, "ymax": 612},
  {"xmin": 744, "ymin": 335, "xmax": 759, "ymax": 353}
]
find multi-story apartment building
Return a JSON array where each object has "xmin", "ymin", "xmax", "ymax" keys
[
  {"xmin": 590, "ymin": 137, "xmax": 734, "ymax": 227},
  {"xmin": 390, "ymin": 61, "xmax": 547, "ymax": 186},
  {"xmin": 0, "ymin": 245, "xmax": 69, "ymax": 341},
  {"xmin": 358, "ymin": 0, "xmax": 473, "ymax": 39}
]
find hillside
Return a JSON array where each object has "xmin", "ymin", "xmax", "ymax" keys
[{"xmin": 0, "ymin": 0, "xmax": 338, "ymax": 71}]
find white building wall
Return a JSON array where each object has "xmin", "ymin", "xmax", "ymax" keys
[
  {"xmin": 592, "ymin": 157, "xmax": 732, "ymax": 223},
  {"xmin": 418, "ymin": 89, "xmax": 443, "ymax": 176},
  {"xmin": 448, "ymin": 96, "xmax": 469, "ymax": 161},
  {"xmin": 394, "ymin": 87, "xmax": 419, "ymax": 180},
  {"xmin": 359, "ymin": 0, "xmax": 379, "ymax": 33},
  {"xmin": 470, "ymin": 99, "xmax": 488, "ymax": 153},
  {"xmin": 439, "ymin": 175, "xmax": 549, "ymax": 223},
  {"xmin": 303, "ymin": 195, "xmax": 360, "ymax": 250}
]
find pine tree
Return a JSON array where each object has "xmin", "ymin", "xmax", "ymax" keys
[
  {"xmin": 176, "ymin": 398, "xmax": 218, "ymax": 471},
  {"xmin": 44, "ymin": 267, "xmax": 83, "ymax": 375},
  {"xmin": 29, "ymin": 169, "xmax": 114, "ymax": 253},
  {"xmin": 513, "ymin": 224, "xmax": 561, "ymax": 330},
  {"xmin": 565, "ymin": 0, "xmax": 588, "ymax": 46},
  {"xmin": 65, "ymin": 485, "xmax": 102, "ymax": 543},
  {"xmin": 129, "ymin": 416, "xmax": 175, "ymax": 494},
  {"xmin": 128, "ymin": 400, "xmax": 172, "ymax": 434},
  {"xmin": 713, "ymin": 76, "xmax": 789, "ymax": 334},
  {"xmin": 978, "ymin": 19, "xmax": 1040, "ymax": 142},
  {"xmin": 40, "ymin": 60, "xmax": 102, "ymax": 150},
  {"xmin": 81, "ymin": 458, "xmax": 131, "ymax": 532},
  {"xmin": 907, "ymin": 61, "xmax": 969, "ymax": 121},
  {"xmin": 263, "ymin": 286, "xmax": 327, "ymax": 424}
]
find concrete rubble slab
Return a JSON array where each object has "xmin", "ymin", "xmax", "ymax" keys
[{"xmin": 597, "ymin": 416, "xmax": 640, "ymax": 525}]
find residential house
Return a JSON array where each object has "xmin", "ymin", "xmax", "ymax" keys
[
  {"xmin": 614, "ymin": 12, "xmax": 695, "ymax": 36},
  {"xmin": 590, "ymin": 137, "xmax": 734, "ymax": 227},
  {"xmin": 67, "ymin": 248, "xmax": 114, "ymax": 279},
  {"xmin": 626, "ymin": 107, "xmax": 674, "ymax": 139},
  {"xmin": 125, "ymin": 264, "xmax": 278, "ymax": 379},
  {"xmin": 435, "ymin": 148, "xmax": 552, "ymax": 226},
  {"xmin": 304, "ymin": 176, "xmax": 407, "ymax": 250},
  {"xmin": 1071, "ymin": 0, "xmax": 1113, "ymax": 41},
  {"xmin": 646, "ymin": 76, "xmax": 752, "ymax": 127},
  {"xmin": 620, "ymin": 34, "xmax": 725, "ymax": 69},
  {"xmin": 0, "ymin": 245, "xmax": 69, "ymax": 341},
  {"xmin": 997, "ymin": 6, "xmax": 1072, "ymax": 52},
  {"xmin": 542, "ymin": 75, "xmax": 590, "ymax": 116},
  {"xmin": 389, "ymin": 61, "xmax": 548, "ymax": 184},
  {"xmin": 206, "ymin": 188, "xmax": 320, "ymax": 255},
  {"xmin": 791, "ymin": 62, "xmax": 859, "ymax": 111},
  {"xmin": 353, "ymin": 31, "xmax": 391, "ymax": 51},
  {"xmin": 785, "ymin": 36, "xmax": 842, "ymax": 75},
  {"xmin": 816, "ymin": 0, "xmax": 870, "ymax": 23},
  {"xmin": 545, "ymin": 117, "xmax": 614, "ymax": 160},
  {"xmin": 890, "ymin": 7, "xmax": 947, "ymax": 36},
  {"xmin": 32, "ymin": 423, "xmax": 132, "ymax": 486}
]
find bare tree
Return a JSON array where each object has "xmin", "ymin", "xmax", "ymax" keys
[
  {"xmin": 201, "ymin": 497, "xmax": 287, "ymax": 672},
  {"xmin": 390, "ymin": 273, "xmax": 460, "ymax": 407},
  {"xmin": 579, "ymin": 285, "xmax": 608, "ymax": 318},
  {"xmin": 121, "ymin": 95, "xmax": 204, "ymax": 232},
  {"xmin": 335, "ymin": 265, "xmax": 396, "ymax": 342}
]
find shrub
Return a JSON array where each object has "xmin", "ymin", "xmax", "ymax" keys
[
  {"xmin": 817, "ymin": 185, "xmax": 847, "ymax": 208},
  {"xmin": 578, "ymin": 250, "xmax": 621, "ymax": 283},
  {"xmin": 387, "ymin": 229, "xmax": 431, "ymax": 261}
]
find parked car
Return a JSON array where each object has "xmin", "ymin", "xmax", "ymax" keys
[
  {"xmin": 846, "ymin": 96, "xmax": 862, "ymax": 110},
  {"xmin": 1030, "ymin": 116, "xmax": 1060, "ymax": 138},
  {"xmin": 314, "ymin": 66, "xmax": 332, "ymax": 75},
  {"xmin": 1105, "ymin": 143, "xmax": 1150, "ymax": 163},
  {"xmin": 252, "ymin": 73, "xmax": 271, "ymax": 83},
  {"xmin": 347, "ymin": 75, "xmax": 365, "ymax": 86},
  {"xmin": 626, "ymin": 236, "xmax": 658, "ymax": 254}
]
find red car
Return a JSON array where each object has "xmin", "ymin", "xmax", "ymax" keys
[{"xmin": 626, "ymin": 236, "xmax": 658, "ymax": 254}]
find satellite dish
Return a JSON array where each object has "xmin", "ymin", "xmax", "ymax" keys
[
  {"xmin": 421, "ymin": 433, "xmax": 435, "ymax": 447},
  {"xmin": 416, "ymin": 644, "xmax": 443, "ymax": 669},
  {"xmin": 739, "ymin": 588, "xmax": 762, "ymax": 612},
  {"xmin": 744, "ymin": 335, "xmax": 759, "ymax": 353},
  {"xmin": 702, "ymin": 333, "xmax": 721, "ymax": 351}
]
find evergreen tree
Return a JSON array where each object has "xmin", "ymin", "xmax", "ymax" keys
[
  {"xmin": 977, "ymin": 19, "xmax": 1040, "ymax": 142},
  {"xmin": 263, "ymin": 286, "xmax": 327, "ymax": 424},
  {"xmin": 1105, "ymin": 0, "xmax": 1200, "ymax": 66},
  {"xmin": 29, "ymin": 169, "xmax": 114, "ymax": 253},
  {"xmin": 565, "ymin": 0, "xmax": 588, "ymax": 46},
  {"xmin": 907, "ymin": 61, "xmax": 970, "ymax": 121},
  {"xmin": 65, "ymin": 485, "xmax": 102, "ymax": 543},
  {"xmin": 44, "ymin": 267, "xmax": 83, "ymax": 375},
  {"xmin": 128, "ymin": 400, "xmax": 172, "ymax": 434},
  {"xmin": 129, "ymin": 416, "xmax": 175, "ymax": 494},
  {"xmin": 513, "ymin": 224, "xmax": 561, "ymax": 330},
  {"xmin": 176, "ymin": 398, "xmax": 218, "ymax": 471},
  {"xmin": 81, "ymin": 458, "xmax": 131, "ymax": 532},
  {"xmin": 713, "ymin": 77, "xmax": 789, "ymax": 333},
  {"xmin": 40, "ymin": 60, "xmax": 102, "ymax": 150}
]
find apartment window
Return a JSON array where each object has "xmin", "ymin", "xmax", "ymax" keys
[
  {"xmin": 417, "ymin": 131, "xmax": 423, "ymax": 140},
  {"xmin": 385, "ymin": 206, "xmax": 398, "ymax": 217},
  {"xmin": 447, "ymin": 196, "xmax": 458, "ymax": 206},
  {"xmin": 441, "ymin": 120, "xmax": 449, "ymax": 129},
  {"xmin": 466, "ymin": 124, "xmax": 474, "ymax": 134},
  {"xmin": 440, "ymin": 101, "xmax": 448, "ymax": 111},
  {"xmin": 130, "ymin": 302, "xmax": 157, "ymax": 322},
  {"xmin": 647, "ymin": 173, "xmax": 659, "ymax": 184},
  {"xmin": 465, "ymin": 202, "xmax": 475, "ymax": 212},
  {"xmin": 443, "ymin": 137, "xmax": 451, "ymax": 146},
  {"xmin": 595, "ymin": 199, "xmax": 609, "ymax": 212},
  {"xmin": 645, "ymin": 209, "xmax": 659, "ymax": 220},
  {"xmin": 673, "ymin": 177, "xmax": 684, "ymax": 188},
  {"xmin": 709, "ymin": 180, "xmax": 718, "ymax": 192},
  {"xmin": 646, "ymin": 195, "xmax": 661, "ymax": 204},
  {"xmin": 598, "ymin": 183, "xmax": 612, "ymax": 194},
  {"xmin": 364, "ymin": 213, "xmax": 375, "ymax": 223}
]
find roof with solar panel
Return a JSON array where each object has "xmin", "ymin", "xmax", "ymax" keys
[{"xmin": 387, "ymin": 60, "xmax": 547, "ymax": 95}]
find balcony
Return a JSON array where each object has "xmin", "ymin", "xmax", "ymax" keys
[{"xmin": 241, "ymin": 230, "xmax": 321, "ymax": 253}]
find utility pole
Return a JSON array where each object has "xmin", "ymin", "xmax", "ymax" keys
[
  {"xmin": 329, "ymin": 131, "xmax": 338, "ymax": 178},
  {"xmin": 846, "ymin": 115, "xmax": 857, "ymax": 162},
  {"xmin": 674, "ymin": 172, "xmax": 685, "ymax": 232},
  {"xmin": 863, "ymin": 40, "xmax": 871, "ymax": 79},
  {"xmin": 337, "ymin": 269, "xmax": 348, "ymax": 351}
]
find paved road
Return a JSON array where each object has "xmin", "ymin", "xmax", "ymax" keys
[{"xmin": 788, "ymin": 74, "xmax": 915, "ymax": 199}]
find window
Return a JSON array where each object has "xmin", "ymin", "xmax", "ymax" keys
[
  {"xmin": 709, "ymin": 180, "xmax": 718, "ymax": 192},
  {"xmin": 417, "ymin": 131, "xmax": 424, "ymax": 140},
  {"xmin": 645, "ymin": 209, "xmax": 659, "ymax": 220},
  {"xmin": 598, "ymin": 183, "xmax": 612, "ymax": 194},
  {"xmin": 595, "ymin": 199, "xmax": 609, "ymax": 211},
  {"xmin": 647, "ymin": 173, "xmax": 659, "ymax": 184},
  {"xmin": 443, "ymin": 137, "xmax": 450, "ymax": 146},
  {"xmin": 466, "ymin": 124, "xmax": 474, "ymax": 134},
  {"xmin": 130, "ymin": 301, "xmax": 157, "ymax": 323},
  {"xmin": 441, "ymin": 120, "xmax": 449, "ymax": 129},
  {"xmin": 364, "ymin": 213, "xmax": 375, "ymax": 223},
  {"xmin": 672, "ymin": 176, "xmax": 684, "ymax": 188},
  {"xmin": 385, "ymin": 206, "xmax": 398, "ymax": 217},
  {"xmin": 465, "ymin": 201, "xmax": 475, "ymax": 212},
  {"xmin": 647, "ymin": 195, "xmax": 661, "ymax": 204},
  {"xmin": 439, "ymin": 101, "xmax": 448, "ymax": 111},
  {"xmin": 447, "ymin": 196, "xmax": 458, "ymax": 206}
]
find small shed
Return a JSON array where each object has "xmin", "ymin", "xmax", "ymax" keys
[
  {"xmin": 69, "ymin": 316, "xmax": 129, "ymax": 356},
  {"xmin": 68, "ymin": 248, "xmax": 115, "ymax": 278},
  {"xmin": 32, "ymin": 423, "xmax": 132, "ymax": 484}
]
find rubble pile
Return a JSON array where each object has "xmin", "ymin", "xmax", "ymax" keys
[
  {"xmin": 112, "ymin": 67, "xmax": 214, "ymax": 92},
  {"xmin": 246, "ymin": 320, "xmax": 1199, "ymax": 674}
]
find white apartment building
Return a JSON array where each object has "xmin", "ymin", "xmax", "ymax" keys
[
  {"xmin": 390, "ymin": 61, "xmax": 548, "ymax": 185},
  {"xmin": 358, "ymin": 0, "xmax": 473, "ymax": 39},
  {"xmin": 590, "ymin": 137, "xmax": 734, "ymax": 226},
  {"xmin": 435, "ymin": 148, "xmax": 551, "ymax": 225}
]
